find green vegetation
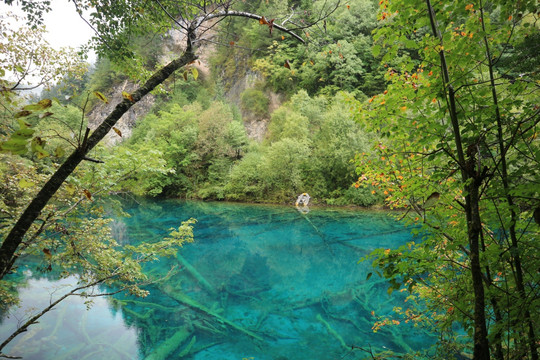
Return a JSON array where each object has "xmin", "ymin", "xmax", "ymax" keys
[
  {"xmin": 122, "ymin": 88, "xmax": 377, "ymax": 205},
  {"xmin": 240, "ymin": 88, "xmax": 269, "ymax": 118}
]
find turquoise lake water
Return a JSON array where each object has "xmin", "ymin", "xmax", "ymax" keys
[{"xmin": 0, "ymin": 199, "xmax": 435, "ymax": 359}]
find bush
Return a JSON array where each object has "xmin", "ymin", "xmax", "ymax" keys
[
  {"xmin": 325, "ymin": 186, "xmax": 381, "ymax": 207},
  {"xmin": 240, "ymin": 88, "xmax": 269, "ymax": 118}
]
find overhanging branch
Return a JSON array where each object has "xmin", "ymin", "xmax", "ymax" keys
[
  {"xmin": 0, "ymin": 43, "xmax": 197, "ymax": 280},
  {"xmin": 198, "ymin": 10, "xmax": 305, "ymax": 43}
]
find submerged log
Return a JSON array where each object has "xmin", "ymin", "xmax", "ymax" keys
[
  {"xmin": 316, "ymin": 314, "xmax": 348, "ymax": 349},
  {"xmin": 123, "ymin": 307, "xmax": 155, "ymax": 323},
  {"xmin": 161, "ymin": 288, "xmax": 264, "ymax": 341},
  {"xmin": 177, "ymin": 253, "xmax": 216, "ymax": 295},
  {"xmin": 111, "ymin": 297, "xmax": 180, "ymax": 313},
  {"xmin": 178, "ymin": 335, "xmax": 196, "ymax": 357},
  {"xmin": 186, "ymin": 341, "xmax": 224, "ymax": 357},
  {"xmin": 143, "ymin": 328, "xmax": 191, "ymax": 360}
]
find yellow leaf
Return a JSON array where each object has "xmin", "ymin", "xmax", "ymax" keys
[
  {"xmin": 183, "ymin": 71, "xmax": 188, "ymax": 81},
  {"xmin": 122, "ymin": 91, "xmax": 134, "ymax": 102},
  {"xmin": 54, "ymin": 146, "xmax": 65, "ymax": 158},
  {"xmin": 36, "ymin": 150, "xmax": 49, "ymax": 159},
  {"xmin": 14, "ymin": 110, "xmax": 32, "ymax": 118},
  {"xmin": 18, "ymin": 178, "xmax": 35, "ymax": 189},
  {"xmin": 93, "ymin": 91, "xmax": 109, "ymax": 104},
  {"xmin": 112, "ymin": 127, "xmax": 122, "ymax": 137},
  {"xmin": 65, "ymin": 183, "xmax": 76, "ymax": 196},
  {"xmin": 23, "ymin": 99, "xmax": 52, "ymax": 111},
  {"xmin": 37, "ymin": 99, "xmax": 52, "ymax": 109},
  {"xmin": 191, "ymin": 67, "xmax": 199, "ymax": 80}
]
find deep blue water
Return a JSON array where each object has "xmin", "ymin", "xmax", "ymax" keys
[{"xmin": 0, "ymin": 199, "xmax": 434, "ymax": 359}]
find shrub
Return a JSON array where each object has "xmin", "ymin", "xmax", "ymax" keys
[{"xmin": 240, "ymin": 88, "xmax": 269, "ymax": 118}]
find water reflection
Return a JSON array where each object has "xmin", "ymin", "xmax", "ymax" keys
[
  {"xmin": 1, "ymin": 200, "xmax": 434, "ymax": 359},
  {"xmin": 0, "ymin": 274, "xmax": 139, "ymax": 359}
]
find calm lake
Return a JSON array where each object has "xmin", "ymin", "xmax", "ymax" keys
[{"xmin": 0, "ymin": 199, "xmax": 435, "ymax": 359}]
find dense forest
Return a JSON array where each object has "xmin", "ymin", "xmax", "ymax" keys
[{"xmin": 0, "ymin": 0, "xmax": 538, "ymax": 359}]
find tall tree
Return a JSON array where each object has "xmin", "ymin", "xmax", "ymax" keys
[{"xmin": 356, "ymin": 0, "xmax": 539, "ymax": 358}]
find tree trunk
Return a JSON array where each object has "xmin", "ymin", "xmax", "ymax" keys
[
  {"xmin": 478, "ymin": 0, "xmax": 538, "ymax": 355},
  {"xmin": 466, "ymin": 180, "xmax": 491, "ymax": 360},
  {"xmin": 425, "ymin": 1, "xmax": 491, "ymax": 358},
  {"xmin": 0, "ymin": 48, "xmax": 196, "ymax": 280}
]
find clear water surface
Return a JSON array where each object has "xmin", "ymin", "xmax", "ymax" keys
[{"xmin": 0, "ymin": 199, "xmax": 435, "ymax": 359}]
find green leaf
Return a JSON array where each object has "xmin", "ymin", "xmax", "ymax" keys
[
  {"xmin": 0, "ymin": 119, "xmax": 36, "ymax": 154},
  {"xmin": 0, "ymin": 139, "xmax": 28, "ymax": 154},
  {"xmin": 372, "ymin": 44, "xmax": 381, "ymax": 57},
  {"xmin": 13, "ymin": 128, "xmax": 35, "ymax": 138},
  {"xmin": 31, "ymin": 137, "xmax": 49, "ymax": 159},
  {"xmin": 54, "ymin": 146, "xmax": 65, "ymax": 158}
]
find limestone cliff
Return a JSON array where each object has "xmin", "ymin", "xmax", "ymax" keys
[{"xmin": 86, "ymin": 79, "xmax": 155, "ymax": 146}]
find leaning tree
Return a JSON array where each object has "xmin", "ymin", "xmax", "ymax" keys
[{"xmin": 0, "ymin": 0, "xmax": 340, "ymax": 280}]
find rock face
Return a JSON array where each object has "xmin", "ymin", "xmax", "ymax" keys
[
  {"xmin": 86, "ymin": 80, "xmax": 156, "ymax": 146},
  {"xmin": 226, "ymin": 69, "xmax": 268, "ymax": 142},
  {"xmin": 242, "ymin": 91, "xmax": 283, "ymax": 142},
  {"xmin": 221, "ymin": 59, "xmax": 283, "ymax": 142}
]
